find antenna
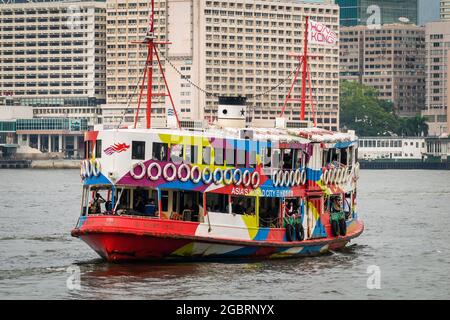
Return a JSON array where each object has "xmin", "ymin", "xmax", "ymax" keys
[{"xmin": 133, "ymin": 0, "xmax": 181, "ymax": 130}]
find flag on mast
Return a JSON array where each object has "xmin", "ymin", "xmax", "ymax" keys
[{"xmin": 308, "ymin": 20, "xmax": 337, "ymax": 46}]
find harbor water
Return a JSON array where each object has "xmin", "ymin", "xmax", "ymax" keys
[{"xmin": 0, "ymin": 169, "xmax": 449, "ymax": 299}]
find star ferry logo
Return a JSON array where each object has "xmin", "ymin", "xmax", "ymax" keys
[{"xmin": 104, "ymin": 143, "xmax": 130, "ymax": 156}]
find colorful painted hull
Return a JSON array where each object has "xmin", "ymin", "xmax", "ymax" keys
[{"xmin": 71, "ymin": 216, "xmax": 364, "ymax": 262}]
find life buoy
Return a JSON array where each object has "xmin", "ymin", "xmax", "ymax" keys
[
  {"xmin": 242, "ymin": 170, "xmax": 252, "ymax": 187},
  {"xmin": 84, "ymin": 159, "xmax": 92, "ymax": 177},
  {"xmin": 233, "ymin": 168, "xmax": 243, "ymax": 186},
  {"xmin": 337, "ymin": 168, "xmax": 344, "ymax": 184},
  {"xmin": 202, "ymin": 167, "xmax": 213, "ymax": 184},
  {"xmin": 130, "ymin": 162, "xmax": 146, "ymax": 180},
  {"xmin": 330, "ymin": 168, "xmax": 337, "ymax": 184},
  {"xmin": 354, "ymin": 162, "xmax": 360, "ymax": 180},
  {"xmin": 92, "ymin": 159, "xmax": 101, "ymax": 177},
  {"xmin": 278, "ymin": 170, "xmax": 284, "ymax": 187},
  {"xmin": 346, "ymin": 168, "xmax": 352, "ymax": 184},
  {"xmin": 251, "ymin": 171, "xmax": 260, "ymax": 189},
  {"xmin": 178, "ymin": 164, "xmax": 191, "ymax": 182},
  {"xmin": 147, "ymin": 162, "xmax": 162, "ymax": 181},
  {"xmin": 163, "ymin": 163, "xmax": 177, "ymax": 181},
  {"xmin": 295, "ymin": 223, "xmax": 304, "ymax": 241},
  {"xmin": 289, "ymin": 170, "xmax": 296, "ymax": 187},
  {"xmin": 323, "ymin": 169, "xmax": 329, "ymax": 184},
  {"xmin": 286, "ymin": 223, "xmax": 295, "ymax": 242},
  {"xmin": 281, "ymin": 171, "xmax": 289, "ymax": 187},
  {"xmin": 213, "ymin": 168, "xmax": 223, "ymax": 185},
  {"xmin": 300, "ymin": 169, "xmax": 307, "ymax": 185},
  {"xmin": 80, "ymin": 160, "xmax": 86, "ymax": 178},
  {"xmin": 191, "ymin": 165, "xmax": 202, "ymax": 184},
  {"xmin": 223, "ymin": 168, "xmax": 234, "ymax": 185},
  {"xmin": 272, "ymin": 170, "xmax": 280, "ymax": 187},
  {"xmin": 294, "ymin": 169, "xmax": 302, "ymax": 186}
]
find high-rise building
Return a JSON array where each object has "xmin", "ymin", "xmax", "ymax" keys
[
  {"xmin": 336, "ymin": 0, "xmax": 418, "ymax": 27},
  {"xmin": 105, "ymin": 0, "xmax": 341, "ymax": 131},
  {"xmin": 0, "ymin": 0, "xmax": 107, "ymax": 126},
  {"xmin": 422, "ymin": 20, "xmax": 450, "ymax": 136},
  {"xmin": 340, "ymin": 23, "xmax": 426, "ymax": 117},
  {"xmin": 441, "ymin": 0, "xmax": 450, "ymax": 20}
]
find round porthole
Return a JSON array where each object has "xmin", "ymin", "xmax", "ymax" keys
[{"xmin": 222, "ymin": 109, "xmax": 228, "ymax": 115}]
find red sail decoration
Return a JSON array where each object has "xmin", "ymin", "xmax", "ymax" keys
[{"xmin": 104, "ymin": 143, "xmax": 130, "ymax": 156}]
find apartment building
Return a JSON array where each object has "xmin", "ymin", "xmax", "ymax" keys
[
  {"xmin": 105, "ymin": 0, "xmax": 341, "ymax": 131},
  {"xmin": 0, "ymin": 0, "xmax": 107, "ymax": 125},
  {"xmin": 441, "ymin": 0, "xmax": 450, "ymax": 20},
  {"xmin": 422, "ymin": 20, "xmax": 450, "ymax": 136},
  {"xmin": 340, "ymin": 23, "xmax": 426, "ymax": 117}
]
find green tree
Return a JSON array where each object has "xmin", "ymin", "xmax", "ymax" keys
[
  {"xmin": 340, "ymin": 81, "xmax": 400, "ymax": 136},
  {"xmin": 340, "ymin": 80, "xmax": 428, "ymax": 137}
]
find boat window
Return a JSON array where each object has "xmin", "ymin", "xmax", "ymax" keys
[
  {"xmin": 161, "ymin": 190, "xmax": 169, "ymax": 212},
  {"xmin": 206, "ymin": 193, "xmax": 229, "ymax": 213},
  {"xmin": 170, "ymin": 144, "xmax": 184, "ymax": 164},
  {"xmin": 152, "ymin": 142, "xmax": 168, "ymax": 161},
  {"xmin": 271, "ymin": 149, "xmax": 281, "ymax": 168},
  {"xmin": 214, "ymin": 147, "xmax": 224, "ymax": 165},
  {"xmin": 249, "ymin": 150, "xmax": 257, "ymax": 168},
  {"xmin": 231, "ymin": 196, "xmax": 255, "ymax": 215},
  {"xmin": 86, "ymin": 140, "xmax": 93, "ymax": 159},
  {"xmin": 202, "ymin": 146, "xmax": 212, "ymax": 165},
  {"xmin": 226, "ymin": 145, "xmax": 235, "ymax": 166},
  {"xmin": 282, "ymin": 149, "xmax": 293, "ymax": 170},
  {"xmin": 322, "ymin": 149, "xmax": 329, "ymax": 166},
  {"xmin": 132, "ymin": 141, "xmax": 145, "ymax": 160},
  {"xmin": 185, "ymin": 145, "xmax": 198, "ymax": 164},
  {"xmin": 261, "ymin": 144, "xmax": 272, "ymax": 167},
  {"xmin": 293, "ymin": 149, "xmax": 302, "ymax": 169},
  {"xmin": 95, "ymin": 140, "xmax": 102, "ymax": 159},
  {"xmin": 236, "ymin": 149, "xmax": 246, "ymax": 167},
  {"xmin": 84, "ymin": 186, "xmax": 113, "ymax": 216},
  {"xmin": 259, "ymin": 197, "xmax": 281, "ymax": 227},
  {"xmin": 341, "ymin": 148, "xmax": 349, "ymax": 166}
]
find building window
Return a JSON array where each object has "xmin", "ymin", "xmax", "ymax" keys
[{"xmin": 132, "ymin": 141, "xmax": 145, "ymax": 160}]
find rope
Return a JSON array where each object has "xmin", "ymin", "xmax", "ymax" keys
[
  {"xmin": 156, "ymin": 46, "xmax": 299, "ymax": 100},
  {"xmin": 116, "ymin": 61, "xmax": 148, "ymax": 129}
]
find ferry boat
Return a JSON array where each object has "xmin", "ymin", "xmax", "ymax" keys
[{"xmin": 71, "ymin": 3, "xmax": 364, "ymax": 262}]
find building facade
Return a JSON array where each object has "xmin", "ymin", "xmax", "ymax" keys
[
  {"xmin": 441, "ymin": 0, "xmax": 450, "ymax": 20},
  {"xmin": 340, "ymin": 23, "xmax": 426, "ymax": 117},
  {"xmin": 358, "ymin": 136, "xmax": 426, "ymax": 160},
  {"xmin": 104, "ymin": 0, "xmax": 341, "ymax": 131},
  {"xmin": 336, "ymin": 0, "xmax": 418, "ymax": 27},
  {"xmin": 422, "ymin": 20, "xmax": 450, "ymax": 136},
  {"xmin": 0, "ymin": 0, "xmax": 107, "ymax": 126}
]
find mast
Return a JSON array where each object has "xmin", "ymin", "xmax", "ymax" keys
[
  {"xmin": 280, "ymin": 16, "xmax": 317, "ymax": 126},
  {"xmin": 133, "ymin": 0, "xmax": 181, "ymax": 130},
  {"xmin": 300, "ymin": 16, "xmax": 309, "ymax": 121}
]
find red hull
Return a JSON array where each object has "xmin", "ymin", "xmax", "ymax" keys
[{"xmin": 72, "ymin": 216, "xmax": 364, "ymax": 262}]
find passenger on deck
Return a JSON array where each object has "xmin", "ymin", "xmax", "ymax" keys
[
  {"xmin": 144, "ymin": 199, "xmax": 157, "ymax": 216},
  {"xmin": 92, "ymin": 193, "xmax": 106, "ymax": 214},
  {"xmin": 134, "ymin": 195, "xmax": 146, "ymax": 214},
  {"xmin": 332, "ymin": 197, "xmax": 342, "ymax": 213},
  {"xmin": 233, "ymin": 200, "xmax": 245, "ymax": 215}
]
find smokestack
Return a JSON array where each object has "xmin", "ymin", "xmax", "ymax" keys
[{"xmin": 217, "ymin": 96, "xmax": 247, "ymax": 128}]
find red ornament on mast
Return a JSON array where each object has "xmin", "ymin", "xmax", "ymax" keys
[{"xmin": 133, "ymin": 0, "xmax": 181, "ymax": 129}]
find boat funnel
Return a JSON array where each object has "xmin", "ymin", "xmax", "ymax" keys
[{"xmin": 217, "ymin": 96, "xmax": 247, "ymax": 128}]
